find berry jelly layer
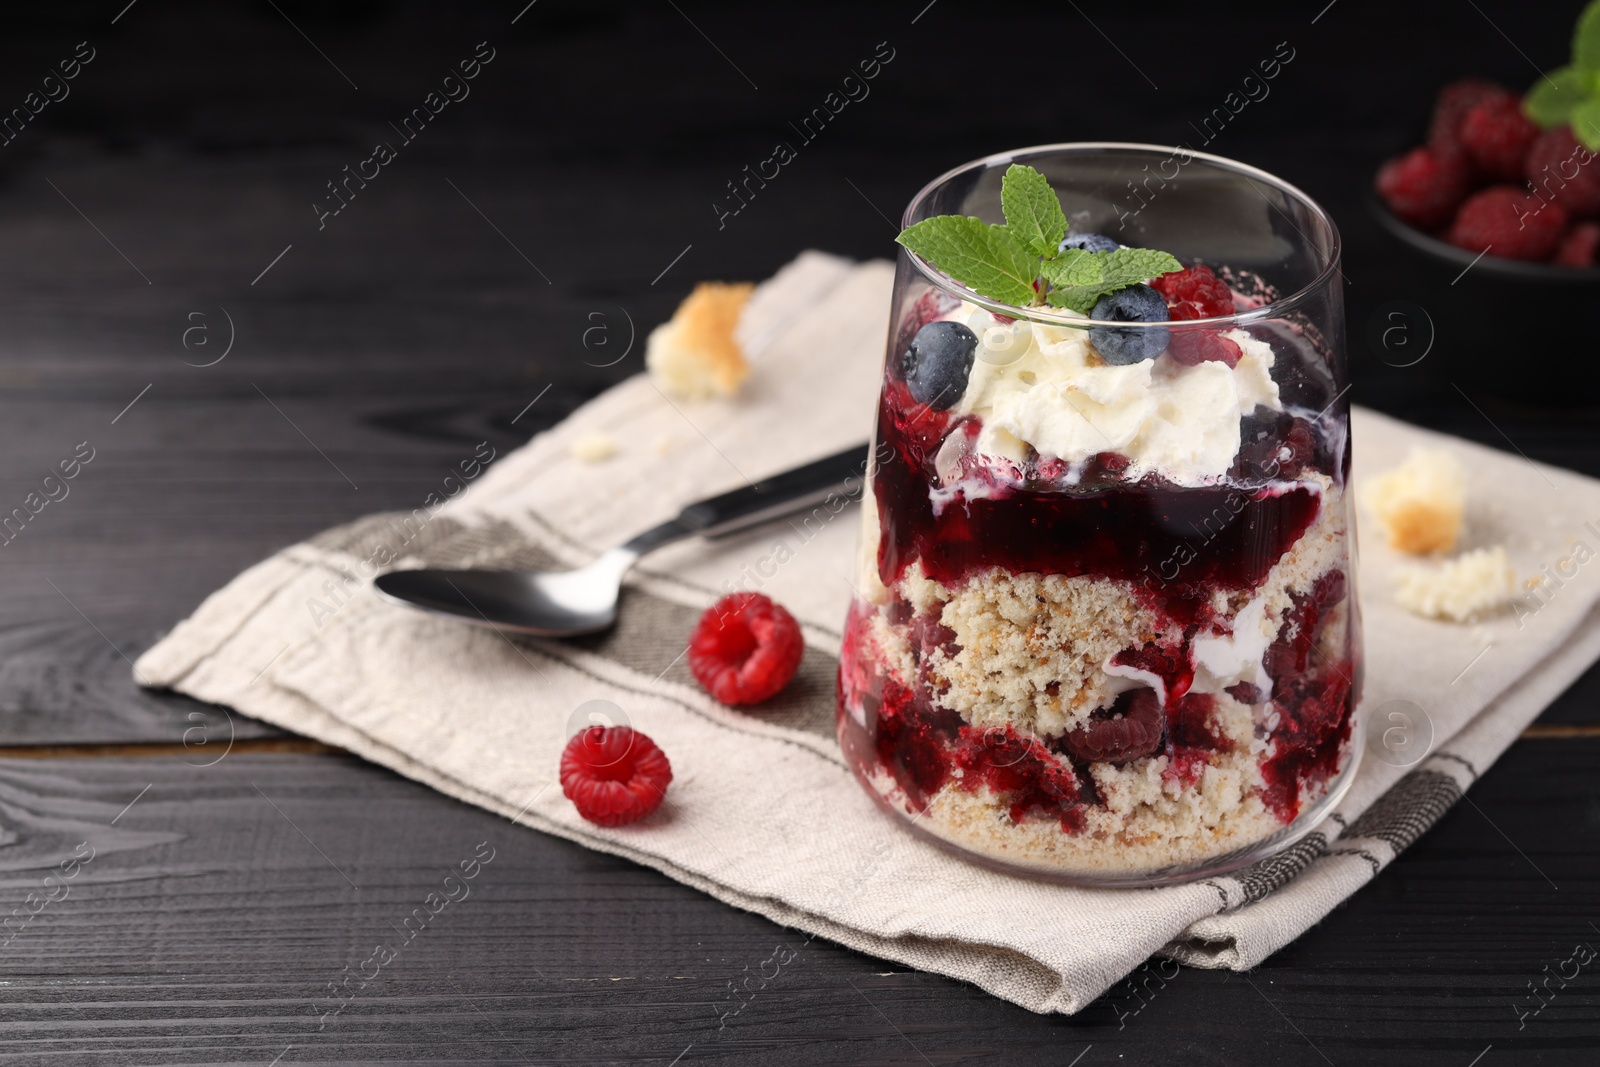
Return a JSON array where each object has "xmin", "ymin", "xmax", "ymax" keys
[{"xmin": 873, "ymin": 381, "xmax": 1325, "ymax": 623}]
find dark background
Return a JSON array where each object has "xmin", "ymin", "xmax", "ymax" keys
[{"xmin": 0, "ymin": 1, "xmax": 1596, "ymax": 1064}]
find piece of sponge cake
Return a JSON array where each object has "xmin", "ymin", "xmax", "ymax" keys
[
  {"xmin": 1360, "ymin": 446, "xmax": 1466, "ymax": 555},
  {"xmin": 1392, "ymin": 545, "xmax": 1516, "ymax": 621},
  {"xmin": 645, "ymin": 282, "xmax": 755, "ymax": 400}
]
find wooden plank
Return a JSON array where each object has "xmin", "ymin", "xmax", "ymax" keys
[
  {"xmin": 0, "ymin": 740, "xmax": 1591, "ymax": 1063},
  {"xmin": 0, "ymin": 391, "xmax": 546, "ymax": 745}
]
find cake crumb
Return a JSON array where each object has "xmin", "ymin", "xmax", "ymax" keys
[
  {"xmin": 646, "ymin": 282, "xmax": 755, "ymax": 400},
  {"xmin": 1393, "ymin": 545, "xmax": 1516, "ymax": 621},
  {"xmin": 1360, "ymin": 446, "xmax": 1466, "ymax": 555},
  {"xmin": 570, "ymin": 430, "xmax": 618, "ymax": 463}
]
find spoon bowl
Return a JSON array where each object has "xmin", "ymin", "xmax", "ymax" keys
[
  {"xmin": 373, "ymin": 445, "xmax": 868, "ymax": 638},
  {"xmin": 374, "ymin": 549, "xmax": 635, "ymax": 637}
]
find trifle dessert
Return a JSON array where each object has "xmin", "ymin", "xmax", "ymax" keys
[{"xmin": 837, "ymin": 146, "xmax": 1361, "ymax": 883}]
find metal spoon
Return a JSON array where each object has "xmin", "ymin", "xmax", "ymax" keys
[{"xmin": 372, "ymin": 444, "xmax": 868, "ymax": 637}]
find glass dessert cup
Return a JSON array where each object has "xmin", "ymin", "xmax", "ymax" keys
[{"xmin": 837, "ymin": 143, "xmax": 1363, "ymax": 887}]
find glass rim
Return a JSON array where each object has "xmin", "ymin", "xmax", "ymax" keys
[{"xmin": 900, "ymin": 141, "xmax": 1343, "ymax": 330}]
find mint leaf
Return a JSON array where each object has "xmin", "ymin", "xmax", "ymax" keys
[
  {"xmin": 1573, "ymin": 95, "xmax": 1600, "ymax": 150},
  {"xmin": 1044, "ymin": 288, "xmax": 1104, "ymax": 314},
  {"xmin": 999, "ymin": 164, "xmax": 1068, "ymax": 258},
  {"xmin": 1044, "ymin": 247, "xmax": 1184, "ymax": 315},
  {"xmin": 1101, "ymin": 248, "xmax": 1184, "ymax": 289},
  {"xmin": 1039, "ymin": 248, "xmax": 1104, "ymax": 288},
  {"xmin": 1575, "ymin": 0, "xmax": 1600, "ymax": 71},
  {"xmin": 1525, "ymin": 65, "xmax": 1593, "ymax": 127},
  {"xmin": 896, "ymin": 215, "xmax": 1038, "ymax": 306}
]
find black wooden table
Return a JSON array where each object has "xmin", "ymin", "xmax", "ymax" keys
[{"xmin": 1, "ymin": 2, "xmax": 1596, "ymax": 1063}]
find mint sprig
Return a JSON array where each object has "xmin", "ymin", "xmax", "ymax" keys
[
  {"xmin": 895, "ymin": 163, "xmax": 1183, "ymax": 314},
  {"xmin": 1524, "ymin": 0, "xmax": 1600, "ymax": 149}
]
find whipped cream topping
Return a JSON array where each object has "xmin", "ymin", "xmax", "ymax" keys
[{"xmin": 949, "ymin": 303, "xmax": 1281, "ymax": 487}]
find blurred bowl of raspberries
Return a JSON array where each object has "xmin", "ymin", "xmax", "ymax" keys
[
  {"xmin": 1373, "ymin": 78, "xmax": 1600, "ymax": 271},
  {"xmin": 1368, "ymin": 73, "xmax": 1600, "ymax": 405}
]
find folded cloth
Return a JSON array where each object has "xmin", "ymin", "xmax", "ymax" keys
[{"xmin": 135, "ymin": 252, "xmax": 1600, "ymax": 1015}]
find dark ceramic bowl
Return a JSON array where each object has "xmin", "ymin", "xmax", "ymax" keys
[{"xmin": 1367, "ymin": 193, "xmax": 1600, "ymax": 407}]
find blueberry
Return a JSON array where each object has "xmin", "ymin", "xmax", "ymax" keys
[
  {"xmin": 1088, "ymin": 284, "xmax": 1170, "ymax": 365},
  {"xmin": 1058, "ymin": 232, "xmax": 1120, "ymax": 254},
  {"xmin": 901, "ymin": 321, "xmax": 978, "ymax": 409}
]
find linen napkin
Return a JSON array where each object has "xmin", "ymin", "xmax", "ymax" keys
[{"xmin": 134, "ymin": 252, "xmax": 1600, "ymax": 1015}]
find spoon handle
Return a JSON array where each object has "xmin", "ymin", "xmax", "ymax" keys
[
  {"xmin": 619, "ymin": 443, "xmax": 871, "ymax": 559},
  {"xmin": 679, "ymin": 444, "xmax": 870, "ymax": 539}
]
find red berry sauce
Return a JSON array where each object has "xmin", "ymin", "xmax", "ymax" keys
[{"xmin": 871, "ymin": 382, "xmax": 1323, "ymax": 629}]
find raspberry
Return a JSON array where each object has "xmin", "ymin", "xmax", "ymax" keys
[
  {"xmin": 1459, "ymin": 96, "xmax": 1539, "ymax": 181},
  {"xmin": 1233, "ymin": 409, "xmax": 1296, "ymax": 479},
  {"xmin": 883, "ymin": 379, "xmax": 951, "ymax": 458},
  {"xmin": 871, "ymin": 675, "xmax": 959, "ymax": 805},
  {"xmin": 1428, "ymin": 79, "xmax": 1510, "ymax": 155},
  {"xmin": 1313, "ymin": 569, "xmax": 1347, "ymax": 611},
  {"xmin": 1060, "ymin": 687, "xmax": 1165, "ymax": 764},
  {"xmin": 1525, "ymin": 126, "xmax": 1600, "ymax": 218},
  {"xmin": 1226, "ymin": 682, "xmax": 1265, "ymax": 705},
  {"xmin": 1169, "ymin": 692, "xmax": 1229, "ymax": 750},
  {"xmin": 1275, "ymin": 418, "xmax": 1319, "ymax": 474},
  {"xmin": 1074, "ymin": 450, "xmax": 1130, "ymax": 489},
  {"xmin": 687, "ymin": 592, "xmax": 804, "ymax": 705},
  {"xmin": 1376, "ymin": 146, "xmax": 1472, "ymax": 230},
  {"xmin": 560, "ymin": 726, "xmax": 673, "ymax": 827},
  {"xmin": 1150, "ymin": 265, "xmax": 1234, "ymax": 319},
  {"xmin": 1274, "ymin": 670, "xmax": 1352, "ymax": 752},
  {"xmin": 1259, "ymin": 666, "xmax": 1353, "ymax": 822},
  {"xmin": 1091, "ymin": 450, "xmax": 1129, "ymax": 474},
  {"xmin": 1168, "ymin": 330, "xmax": 1243, "ymax": 368},
  {"xmin": 1447, "ymin": 186, "xmax": 1569, "ymax": 261},
  {"xmin": 955, "ymin": 723, "xmax": 1086, "ymax": 829},
  {"xmin": 1151, "ymin": 267, "xmax": 1240, "ymax": 366},
  {"xmin": 1163, "ymin": 746, "xmax": 1211, "ymax": 789},
  {"xmin": 1264, "ymin": 569, "xmax": 1347, "ymax": 685},
  {"xmin": 1031, "ymin": 455, "xmax": 1070, "ymax": 482},
  {"xmin": 1111, "ymin": 641, "xmax": 1191, "ymax": 697},
  {"xmin": 910, "ymin": 613, "xmax": 960, "ymax": 663},
  {"xmin": 1555, "ymin": 222, "xmax": 1600, "ymax": 267}
]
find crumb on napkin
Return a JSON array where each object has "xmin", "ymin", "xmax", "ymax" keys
[
  {"xmin": 645, "ymin": 281, "xmax": 755, "ymax": 401},
  {"xmin": 570, "ymin": 430, "xmax": 618, "ymax": 463},
  {"xmin": 1393, "ymin": 545, "xmax": 1516, "ymax": 622},
  {"xmin": 1360, "ymin": 446, "xmax": 1466, "ymax": 555}
]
